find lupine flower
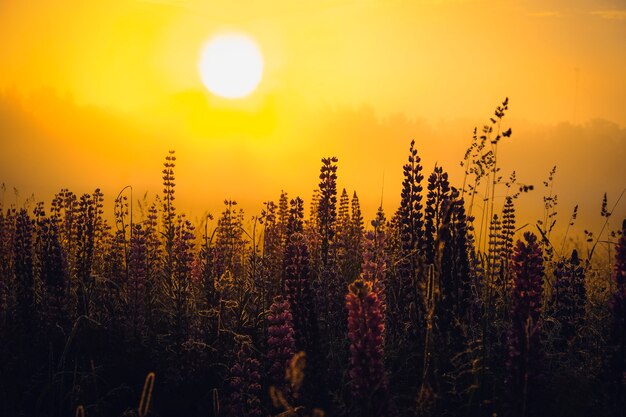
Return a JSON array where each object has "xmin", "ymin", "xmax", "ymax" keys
[
  {"xmin": 0, "ymin": 208, "xmax": 16, "ymax": 316},
  {"xmin": 488, "ymin": 214, "xmax": 502, "ymax": 274},
  {"xmin": 283, "ymin": 231, "xmax": 317, "ymax": 352},
  {"xmin": 14, "ymin": 209, "xmax": 34, "ymax": 329},
  {"xmin": 610, "ymin": 219, "xmax": 626, "ymax": 405},
  {"xmin": 423, "ymin": 165, "xmax": 451, "ymax": 265},
  {"xmin": 500, "ymin": 196, "xmax": 517, "ymax": 265},
  {"xmin": 361, "ymin": 229, "xmax": 387, "ymax": 318},
  {"xmin": 228, "ymin": 341, "xmax": 263, "ymax": 417},
  {"xmin": 336, "ymin": 188, "xmax": 352, "ymax": 285},
  {"xmin": 398, "ymin": 140, "xmax": 425, "ymax": 254},
  {"xmin": 128, "ymin": 223, "xmax": 148, "ymax": 340},
  {"xmin": 395, "ymin": 140, "xmax": 425, "ymax": 330},
  {"xmin": 346, "ymin": 279, "xmax": 389, "ymax": 411},
  {"xmin": 171, "ymin": 214, "xmax": 195, "ymax": 344},
  {"xmin": 438, "ymin": 191, "xmax": 473, "ymax": 331},
  {"xmin": 551, "ymin": 249, "xmax": 586, "ymax": 343},
  {"xmin": 611, "ymin": 221, "xmax": 626, "ymax": 333},
  {"xmin": 162, "ymin": 150, "xmax": 177, "ymax": 236},
  {"xmin": 39, "ymin": 215, "xmax": 69, "ymax": 327},
  {"xmin": 214, "ymin": 200, "xmax": 246, "ymax": 281},
  {"xmin": 267, "ymin": 296, "xmax": 296, "ymax": 388},
  {"xmin": 317, "ymin": 156, "xmax": 338, "ymax": 268},
  {"xmin": 75, "ymin": 193, "xmax": 96, "ymax": 316},
  {"xmin": 350, "ymin": 192, "xmax": 364, "ymax": 249},
  {"xmin": 507, "ymin": 232, "xmax": 544, "ymax": 414},
  {"xmin": 259, "ymin": 200, "xmax": 282, "ymax": 308}
]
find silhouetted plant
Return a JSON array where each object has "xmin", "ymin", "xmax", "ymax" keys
[
  {"xmin": 74, "ymin": 192, "xmax": 100, "ymax": 316},
  {"xmin": 144, "ymin": 200, "xmax": 162, "ymax": 334},
  {"xmin": 337, "ymin": 188, "xmax": 352, "ymax": 285},
  {"xmin": 346, "ymin": 279, "xmax": 391, "ymax": 416},
  {"xmin": 282, "ymin": 196, "xmax": 325, "ymax": 407},
  {"xmin": 13, "ymin": 208, "xmax": 35, "ymax": 333},
  {"xmin": 287, "ymin": 197, "xmax": 304, "ymax": 237},
  {"xmin": 260, "ymin": 199, "xmax": 282, "ymax": 309},
  {"xmin": 38, "ymin": 211, "xmax": 69, "ymax": 328},
  {"xmin": 162, "ymin": 150, "xmax": 177, "ymax": 244},
  {"xmin": 487, "ymin": 214, "xmax": 502, "ymax": 278},
  {"xmin": 0, "ymin": 206, "xmax": 15, "ymax": 329},
  {"xmin": 170, "ymin": 214, "xmax": 195, "ymax": 346},
  {"xmin": 99, "ymin": 206, "xmax": 127, "ymax": 331},
  {"xmin": 361, "ymin": 228, "xmax": 387, "ymax": 315},
  {"xmin": 348, "ymin": 192, "xmax": 365, "ymax": 279},
  {"xmin": 317, "ymin": 157, "xmax": 338, "ymax": 268},
  {"xmin": 424, "ymin": 165, "xmax": 451, "ymax": 265},
  {"xmin": 394, "ymin": 139, "xmax": 425, "ymax": 335},
  {"xmin": 499, "ymin": 196, "xmax": 516, "ymax": 290},
  {"xmin": 482, "ymin": 98, "xmax": 511, "ymax": 254},
  {"xmin": 283, "ymin": 226, "xmax": 317, "ymax": 353},
  {"xmin": 439, "ymin": 189, "xmax": 474, "ymax": 329},
  {"xmin": 199, "ymin": 213, "xmax": 217, "ymax": 310},
  {"xmin": 215, "ymin": 199, "xmax": 246, "ymax": 282},
  {"xmin": 609, "ymin": 219, "xmax": 626, "ymax": 415},
  {"xmin": 128, "ymin": 223, "xmax": 148, "ymax": 341},
  {"xmin": 278, "ymin": 191, "xmax": 290, "ymax": 243},
  {"xmin": 267, "ymin": 296, "xmax": 296, "ymax": 389},
  {"xmin": 537, "ymin": 166, "xmax": 558, "ymax": 261},
  {"xmin": 550, "ymin": 249, "xmax": 586, "ymax": 345},
  {"xmin": 228, "ymin": 340, "xmax": 263, "ymax": 417},
  {"xmin": 507, "ymin": 232, "xmax": 544, "ymax": 417},
  {"xmin": 316, "ymin": 157, "xmax": 344, "ymax": 349}
]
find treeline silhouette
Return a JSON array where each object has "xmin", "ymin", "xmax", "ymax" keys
[{"xmin": 0, "ymin": 99, "xmax": 624, "ymax": 417}]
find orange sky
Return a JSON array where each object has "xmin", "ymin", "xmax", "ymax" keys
[{"xmin": 1, "ymin": 0, "xmax": 625, "ymax": 241}]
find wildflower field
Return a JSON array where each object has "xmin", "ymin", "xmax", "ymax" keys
[{"xmin": 1, "ymin": 100, "xmax": 625, "ymax": 417}]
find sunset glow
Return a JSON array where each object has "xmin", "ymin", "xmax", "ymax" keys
[{"xmin": 1, "ymin": 1, "xmax": 626, "ymax": 416}]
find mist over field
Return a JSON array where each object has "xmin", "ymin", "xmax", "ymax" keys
[{"xmin": 2, "ymin": 89, "xmax": 624, "ymax": 239}]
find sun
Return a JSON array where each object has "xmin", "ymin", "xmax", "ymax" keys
[{"xmin": 198, "ymin": 34, "xmax": 264, "ymax": 99}]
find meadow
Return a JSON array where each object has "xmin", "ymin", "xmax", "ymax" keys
[{"xmin": 1, "ymin": 99, "xmax": 624, "ymax": 417}]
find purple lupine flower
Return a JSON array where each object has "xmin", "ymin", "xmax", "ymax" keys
[
  {"xmin": 395, "ymin": 140, "xmax": 425, "ymax": 332},
  {"xmin": 332, "ymin": 188, "xmax": 365, "ymax": 287},
  {"xmin": 128, "ymin": 223, "xmax": 148, "ymax": 340},
  {"xmin": 346, "ymin": 278, "xmax": 390, "ymax": 415},
  {"xmin": 162, "ymin": 150, "xmax": 177, "ymax": 238},
  {"xmin": 38, "ymin": 215, "xmax": 69, "ymax": 328},
  {"xmin": 610, "ymin": 219, "xmax": 626, "ymax": 407},
  {"xmin": 423, "ymin": 165, "xmax": 451, "ymax": 266},
  {"xmin": 438, "ymin": 190, "xmax": 474, "ymax": 332},
  {"xmin": 317, "ymin": 156, "xmax": 338, "ymax": 268},
  {"xmin": 171, "ymin": 214, "xmax": 195, "ymax": 344},
  {"xmin": 349, "ymin": 191, "xmax": 365, "ymax": 278},
  {"xmin": 283, "ymin": 230, "xmax": 317, "ymax": 352},
  {"xmin": 361, "ymin": 229, "xmax": 387, "ymax": 319},
  {"xmin": 75, "ymin": 193, "xmax": 97, "ymax": 316},
  {"xmin": 259, "ymin": 199, "xmax": 282, "ymax": 309},
  {"xmin": 551, "ymin": 249, "xmax": 586, "ymax": 344},
  {"xmin": 507, "ymin": 232, "xmax": 544, "ymax": 414},
  {"xmin": 228, "ymin": 341, "xmax": 263, "ymax": 417},
  {"xmin": 267, "ymin": 296, "xmax": 296, "ymax": 389},
  {"xmin": 612, "ymin": 220, "xmax": 626, "ymax": 335},
  {"xmin": 14, "ymin": 209, "xmax": 34, "ymax": 330},
  {"xmin": 0, "ymin": 208, "xmax": 16, "ymax": 317}
]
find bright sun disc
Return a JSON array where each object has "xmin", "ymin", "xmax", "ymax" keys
[{"xmin": 199, "ymin": 34, "xmax": 263, "ymax": 99}]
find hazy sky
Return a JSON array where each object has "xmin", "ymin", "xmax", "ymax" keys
[{"xmin": 1, "ymin": 0, "xmax": 625, "ymax": 240}]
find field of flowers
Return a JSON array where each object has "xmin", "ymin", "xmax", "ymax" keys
[{"xmin": 0, "ymin": 99, "xmax": 624, "ymax": 417}]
